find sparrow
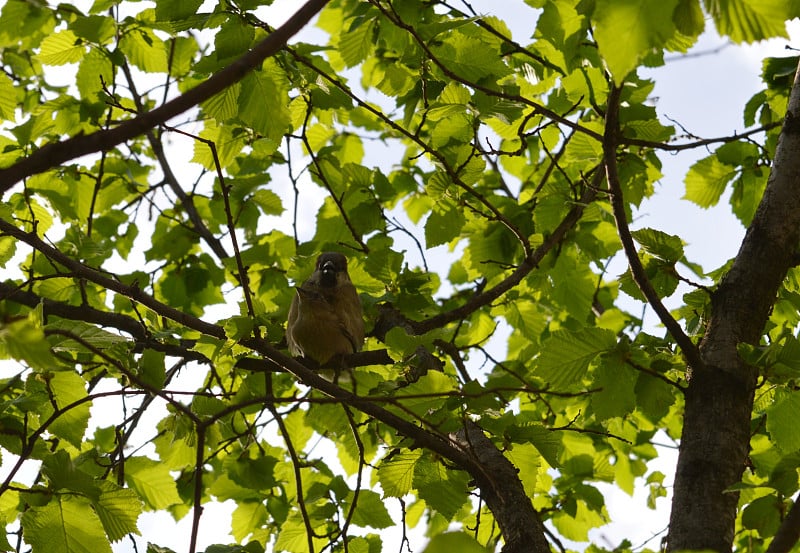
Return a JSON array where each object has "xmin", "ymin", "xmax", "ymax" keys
[{"xmin": 286, "ymin": 252, "xmax": 364, "ymax": 367}]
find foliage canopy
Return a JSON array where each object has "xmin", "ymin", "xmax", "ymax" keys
[{"xmin": 1, "ymin": 0, "xmax": 800, "ymax": 552}]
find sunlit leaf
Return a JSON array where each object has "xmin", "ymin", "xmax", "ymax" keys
[
  {"xmin": 684, "ymin": 155, "xmax": 737, "ymax": 208},
  {"xmin": 767, "ymin": 392, "xmax": 800, "ymax": 452},
  {"xmin": 37, "ymin": 30, "xmax": 85, "ymax": 65},
  {"xmin": 22, "ymin": 496, "xmax": 112, "ymax": 553},
  {"xmin": 124, "ymin": 457, "xmax": 182, "ymax": 510},
  {"xmin": 536, "ymin": 328, "xmax": 616, "ymax": 390},
  {"xmin": 705, "ymin": 0, "xmax": 795, "ymax": 43},
  {"xmin": 378, "ymin": 450, "xmax": 422, "ymax": 498},
  {"xmin": 593, "ymin": 0, "xmax": 679, "ymax": 83},
  {"xmin": 422, "ymin": 532, "xmax": 491, "ymax": 553}
]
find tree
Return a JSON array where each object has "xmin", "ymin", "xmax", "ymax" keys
[{"xmin": 0, "ymin": 0, "xmax": 799, "ymax": 551}]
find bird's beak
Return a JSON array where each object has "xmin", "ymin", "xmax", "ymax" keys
[{"xmin": 321, "ymin": 260, "xmax": 336, "ymax": 277}]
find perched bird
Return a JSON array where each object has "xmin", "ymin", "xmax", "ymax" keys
[{"xmin": 286, "ymin": 252, "xmax": 364, "ymax": 367}]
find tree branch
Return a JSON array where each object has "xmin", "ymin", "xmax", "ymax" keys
[
  {"xmin": 602, "ymin": 84, "xmax": 703, "ymax": 371},
  {"xmin": 453, "ymin": 421, "xmax": 551, "ymax": 553},
  {"xmin": 0, "ymin": 218, "xmax": 227, "ymax": 340},
  {"xmin": 0, "ymin": 0, "xmax": 331, "ymax": 193},
  {"xmin": 0, "ymin": 280, "xmax": 210, "ymax": 364},
  {"xmin": 116, "ymin": 60, "xmax": 230, "ymax": 261},
  {"xmin": 669, "ymin": 58, "xmax": 800, "ymax": 552},
  {"xmin": 0, "ymin": 215, "xmax": 546, "ymax": 553},
  {"xmin": 622, "ymin": 121, "xmax": 781, "ymax": 152},
  {"xmin": 377, "ymin": 169, "xmax": 601, "ymax": 337}
]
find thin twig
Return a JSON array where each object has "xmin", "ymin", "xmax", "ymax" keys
[{"xmin": 264, "ymin": 375, "xmax": 316, "ymax": 552}]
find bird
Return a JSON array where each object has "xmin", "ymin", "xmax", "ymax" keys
[{"xmin": 286, "ymin": 252, "xmax": 364, "ymax": 367}]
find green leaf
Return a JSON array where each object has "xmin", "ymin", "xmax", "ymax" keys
[
  {"xmin": 93, "ymin": 482, "xmax": 142, "ymax": 542},
  {"xmin": 339, "ymin": 18, "xmax": 375, "ymax": 67},
  {"xmin": 591, "ymin": 353, "xmax": 638, "ymax": 421},
  {"xmin": 549, "ymin": 253, "xmax": 596, "ymax": 318},
  {"xmin": 252, "ymin": 189, "xmax": 283, "ymax": 216},
  {"xmin": 223, "ymin": 316, "xmax": 255, "ymax": 341},
  {"xmin": 0, "ymin": 73, "xmax": 16, "ymax": 120},
  {"xmin": 36, "ymin": 30, "xmax": 85, "ymax": 65},
  {"xmin": 631, "ymin": 228, "xmax": 685, "ymax": 263},
  {"xmin": 225, "ymin": 455, "xmax": 277, "ymax": 491},
  {"xmin": 674, "ymin": 0, "xmax": 705, "ymax": 37},
  {"xmin": 683, "ymin": 155, "xmax": 736, "ymax": 208},
  {"xmin": 762, "ymin": 56, "xmax": 799, "ymax": 94},
  {"xmin": 424, "ymin": 202, "xmax": 465, "ymax": 248},
  {"xmin": 414, "ymin": 456, "xmax": 471, "ymax": 520},
  {"xmin": 193, "ymin": 121, "xmax": 246, "ymax": 170},
  {"xmin": 204, "ymin": 83, "xmax": 241, "ymax": 121},
  {"xmin": 503, "ymin": 443, "xmax": 542, "ymax": 495},
  {"xmin": 0, "ymin": 235, "xmax": 16, "ymax": 265},
  {"xmin": 741, "ymin": 495, "xmax": 781, "ymax": 536},
  {"xmin": 0, "ymin": 317, "xmax": 57, "ymax": 371},
  {"xmin": 768, "ymin": 392, "xmax": 800, "ymax": 452},
  {"xmin": 378, "ymin": 450, "xmax": 421, "ymax": 497},
  {"xmin": 536, "ymin": 328, "xmax": 616, "ymax": 390},
  {"xmin": 635, "ymin": 373, "xmax": 677, "ymax": 423},
  {"xmin": 146, "ymin": 544, "xmax": 177, "ymax": 553},
  {"xmin": 394, "ymin": 372, "xmax": 455, "ymax": 418},
  {"xmin": 215, "ymin": 19, "xmax": 254, "ymax": 60},
  {"xmin": 76, "ymin": 49, "xmax": 115, "ymax": 102},
  {"xmin": 350, "ymin": 490, "xmax": 394, "ymax": 529},
  {"xmin": 155, "ymin": 0, "xmax": 204, "ymax": 21},
  {"xmin": 47, "ymin": 371, "xmax": 91, "ymax": 448},
  {"xmin": 231, "ymin": 501, "xmax": 267, "ymax": 543},
  {"xmin": 422, "ymin": 532, "xmax": 491, "ymax": 553},
  {"xmin": 47, "ymin": 319, "xmax": 129, "ymax": 350},
  {"xmin": 124, "ymin": 457, "xmax": 182, "ymax": 510},
  {"xmin": 593, "ymin": 0, "xmax": 679, "ymax": 83},
  {"xmin": 119, "ymin": 28, "xmax": 168, "ymax": 73},
  {"xmin": 705, "ymin": 0, "xmax": 794, "ymax": 43},
  {"xmin": 238, "ymin": 61, "xmax": 291, "ymax": 141},
  {"xmin": 41, "ymin": 451, "xmax": 100, "ymax": 498},
  {"xmin": 139, "ymin": 349, "xmax": 166, "ymax": 389},
  {"xmin": 505, "ymin": 423, "xmax": 563, "ymax": 468},
  {"xmin": 22, "ymin": 496, "xmax": 112, "ymax": 553},
  {"xmin": 274, "ymin": 512, "xmax": 326, "ymax": 553},
  {"xmin": 432, "ymin": 31, "xmax": 510, "ymax": 82}
]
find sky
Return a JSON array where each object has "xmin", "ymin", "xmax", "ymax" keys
[{"xmin": 2, "ymin": 0, "xmax": 800, "ymax": 551}]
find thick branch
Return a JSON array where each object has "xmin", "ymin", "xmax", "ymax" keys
[
  {"xmin": 0, "ymin": 0, "xmax": 330, "ymax": 193},
  {"xmin": 0, "ymin": 219, "xmax": 226, "ymax": 340},
  {"xmin": 0, "ymin": 281, "xmax": 210, "ymax": 364},
  {"xmin": 0, "ymin": 216, "xmax": 539, "ymax": 551},
  {"xmin": 602, "ymin": 84, "xmax": 703, "ymax": 371},
  {"xmin": 668, "ymin": 60, "xmax": 800, "ymax": 552},
  {"xmin": 454, "ymin": 422, "xmax": 552, "ymax": 553},
  {"xmin": 0, "ymin": 211, "xmax": 549, "ymax": 552}
]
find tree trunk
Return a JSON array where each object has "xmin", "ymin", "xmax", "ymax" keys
[{"xmin": 668, "ymin": 60, "xmax": 800, "ymax": 550}]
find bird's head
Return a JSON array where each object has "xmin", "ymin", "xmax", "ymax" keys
[{"xmin": 315, "ymin": 252, "xmax": 349, "ymax": 288}]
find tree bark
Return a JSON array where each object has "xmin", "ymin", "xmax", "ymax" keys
[
  {"xmin": 454, "ymin": 422, "xmax": 552, "ymax": 553},
  {"xmin": 668, "ymin": 60, "xmax": 800, "ymax": 550}
]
